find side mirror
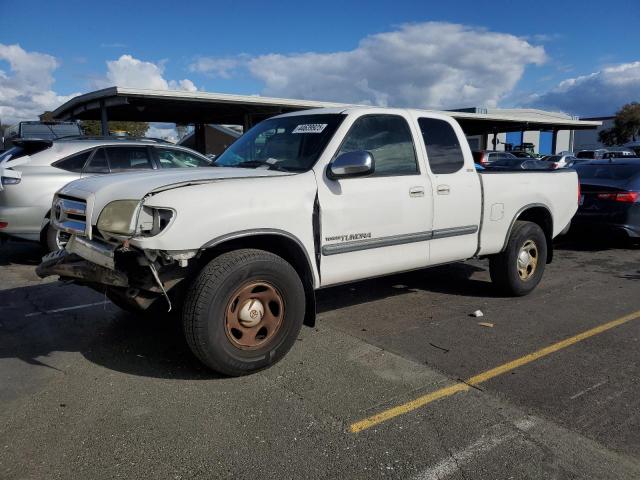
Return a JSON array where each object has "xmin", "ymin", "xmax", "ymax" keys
[{"xmin": 327, "ymin": 150, "xmax": 374, "ymax": 179}]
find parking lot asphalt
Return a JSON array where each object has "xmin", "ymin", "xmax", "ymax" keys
[{"xmin": 1, "ymin": 236, "xmax": 639, "ymax": 479}]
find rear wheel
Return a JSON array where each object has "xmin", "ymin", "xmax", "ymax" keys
[
  {"xmin": 489, "ymin": 221, "xmax": 547, "ymax": 296},
  {"xmin": 182, "ymin": 249, "xmax": 305, "ymax": 376}
]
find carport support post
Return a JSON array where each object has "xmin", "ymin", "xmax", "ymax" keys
[
  {"xmin": 551, "ymin": 129, "xmax": 558, "ymax": 154},
  {"xmin": 492, "ymin": 130, "xmax": 497, "ymax": 151},
  {"xmin": 99, "ymin": 100, "xmax": 109, "ymax": 136},
  {"xmin": 194, "ymin": 123, "xmax": 206, "ymax": 154}
]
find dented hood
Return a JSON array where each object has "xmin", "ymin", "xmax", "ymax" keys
[
  {"xmin": 59, "ymin": 166, "xmax": 289, "ymax": 198},
  {"xmin": 57, "ymin": 166, "xmax": 292, "ymax": 226}
]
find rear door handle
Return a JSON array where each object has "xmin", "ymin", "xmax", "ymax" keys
[
  {"xmin": 409, "ymin": 186, "xmax": 425, "ymax": 197},
  {"xmin": 437, "ymin": 184, "xmax": 450, "ymax": 195}
]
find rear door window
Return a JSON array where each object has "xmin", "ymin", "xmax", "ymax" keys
[
  {"xmin": 418, "ymin": 118, "xmax": 464, "ymax": 174},
  {"xmin": 53, "ymin": 150, "xmax": 92, "ymax": 173},
  {"xmin": 105, "ymin": 147, "xmax": 153, "ymax": 171},
  {"xmin": 83, "ymin": 148, "xmax": 109, "ymax": 173}
]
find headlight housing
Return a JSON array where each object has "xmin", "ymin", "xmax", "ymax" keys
[
  {"xmin": 97, "ymin": 200, "xmax": 141, "ymax": 235},
  {"xmin": 97, "ymin": 200, "xmax": 175, "ymax": 238}
]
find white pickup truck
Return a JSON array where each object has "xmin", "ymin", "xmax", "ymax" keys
[{"xmin": 37, "ymin": 107, "xmax": 579, "ymax": 375}]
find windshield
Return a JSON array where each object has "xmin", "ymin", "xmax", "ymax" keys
[
  {"xmin": 214, "ymin": 114, "xmax": 345, "ymax": 172},
  {"xmin": 576, "ymin": 151, "xmax": 595, "ymax": 159}
]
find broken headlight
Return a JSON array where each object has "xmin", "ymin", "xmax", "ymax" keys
[
  {"xmin": 97, "ymin": 200, "xmax": 141, "ymax": 235},
  {"xmin": 136, "ymin": 206, "xmax": 175, "ymax": 237}
]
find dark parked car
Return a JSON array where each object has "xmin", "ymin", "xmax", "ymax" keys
[
  {"xmin": 484, "ymin": 158, "xmax": 554, "ymax": 171},
  {"xmin": 573, "ymin": 159, "xmax": 640, "ymax": 238},
  {"xmin": 510, "ymin": 150, "xmax": 536, "ymax": 158},
  {"xmin": 602, "ymin": 149, "xmax": 636, "ymax": 159},
  {"xmin": 576, "ymin": 149, "xmax": 607, "ymax": 160}
]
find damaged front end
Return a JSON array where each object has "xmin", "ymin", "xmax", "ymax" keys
[
  {"xmin": 37, "ymin": 193, "xmax": 198, "ymax": 312},
  {"xmin": 37, "ymin": 235, "xmax": 198, "ymax": 312}
]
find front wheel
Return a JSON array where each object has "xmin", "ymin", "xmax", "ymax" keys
[
  {"xmin": 489, "ymin": 221, "xmax": 547, "ymax": 296},
  {"xmin": 182, "ymin": 249, "xmax": 305, "ymax": 376}
]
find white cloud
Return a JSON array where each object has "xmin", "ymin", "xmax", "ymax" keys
[
  {"xmin": 235, "ymin": 22, "xmax": 546, "ymax": 109},
  {"xmin": 189, "ymin": 57, "xmax": 242, "ymax": 79},
  {"xmin": 0, "ymin": 43, "xmax": 80, "ymax": 124},
  {"xmin": 98, "ymin": 54, "xmax": 198, "ymax": 92},
  {"xmin": 528, "ymin": 61, "xmax": 640, "ymax": 116},
  {"xmin": 169, "ymin": 78, "xmax": 197, "ymax": 92}
]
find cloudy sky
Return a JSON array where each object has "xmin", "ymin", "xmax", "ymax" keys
[{"xmin": 1, "ymin": 0, "xmax": 639, "ymax": 125}]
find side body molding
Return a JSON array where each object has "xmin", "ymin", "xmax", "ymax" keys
[{"xmin": 321, "ymin": 225, "xmax": 478, "ymax": 256}]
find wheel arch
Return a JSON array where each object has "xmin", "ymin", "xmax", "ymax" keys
[
  {"xmin": 39, "ymin": 209, "xmax": 52, "ymax": 245},
  {"xmin": 200, "ymin": 229, "xmax": 317, "ymax": 327},
  {"xmin": 502, "ymin": 204, "xmax": 554, "ymax": 263}
]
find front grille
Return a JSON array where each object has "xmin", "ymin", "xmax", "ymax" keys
[{"xmin": 52, "ymin": 194, "xmax": 88, "ymax": 237}]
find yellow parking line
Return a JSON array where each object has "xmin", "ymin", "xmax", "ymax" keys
[{"xmin": 350, "ymin": 309, "xmax": 640, "ymax": 433}]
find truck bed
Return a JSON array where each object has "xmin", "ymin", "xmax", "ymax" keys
[{"xmin": 477, "ymin": 169, "xmax": 579, "ymax": 256}]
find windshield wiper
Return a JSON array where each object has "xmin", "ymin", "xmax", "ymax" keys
[{"xmin": 236, "ymin": 160, "xmax": 289, "ymax": 172}]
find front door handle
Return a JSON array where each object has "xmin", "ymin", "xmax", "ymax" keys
[
  {"xmin": 409, "ymin": 186, "xmax": 425, "ymax": 197},
  {"xmin": 437, "ymin": 184, "xmax": 450, "ymax": 195}
]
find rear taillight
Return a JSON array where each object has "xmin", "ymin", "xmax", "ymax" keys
[
  {"xmin": 0, "ymin": 222, "xmax": 7, "ymax": 229},
  {"xmin": 597, "ymin": 192, "xmax": 639, "ymax": 203},
  {"xmin": 577, "ymin": 183, "xmax": 581, "ymax": 203},
  {"xmin": 551, "ymin": 162, "xmax": 559, "ymax": 169}
]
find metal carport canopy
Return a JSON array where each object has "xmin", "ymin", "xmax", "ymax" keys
[{"xmin": 52, "ymin": 86, "xmax": 601, "ymax": 134}]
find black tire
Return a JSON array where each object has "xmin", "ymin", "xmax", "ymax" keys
[
  {"xmin": 44, "ymin": 223, "xmax": 70, "ymax": 252},
  {"xmin": 182, "ymin": 249, "xmax": 305, "ymax": 376},
  {"xmin": 489, "ymin": 221, "xmax": 547, "ymax": 296}
]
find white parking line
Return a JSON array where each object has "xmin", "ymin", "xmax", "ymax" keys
[
  {"xmin": 25, "ymin": 301, "xmax": 110, "ymax": 317},
  {"xmin": 569, "ymin": 380, "xmax": 607, "ymax": 400},
  {"xmin": 412, "ymin": 419, "xmax": 535, "ymax": 480}
]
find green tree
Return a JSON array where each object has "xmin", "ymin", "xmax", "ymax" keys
[
  {"xmin": 80, "ymin": 120, "xmax": 150, "ymax": 137},
  {"xmin": 598, "ymin": 102, "xmax": 640, "ymax": 146},
  {"xmin": 39, "ymin": 111, "xmax": 55, "ymax": 121}
]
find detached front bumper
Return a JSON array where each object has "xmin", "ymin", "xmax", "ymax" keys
[
  {"xmin": 36, "ymin": 235, "xmax": 127, "ymax": 286},
  {"xmin": 36, "ymin": 235, "xmax": 192, "ymax": 310}
]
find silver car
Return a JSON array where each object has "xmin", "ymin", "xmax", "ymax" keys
[
  {"xmin": 0, "ymin": 137, "xmax": 213, "ymax": 250},
  {"xmin": 541, "ymin": 153, "xmax": 578, "ymax": 169}
]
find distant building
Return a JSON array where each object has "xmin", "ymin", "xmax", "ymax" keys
[
  {"xmin": 456, "ymin": 107, "xmax": 577, "ymax": 154},
  {"xmin": 179, "ymin": 124, "xmax": 241, "ymax": 156},
  {"xmin": 573, "ymin": 116, "xmax": 614, "ymax": 151}
]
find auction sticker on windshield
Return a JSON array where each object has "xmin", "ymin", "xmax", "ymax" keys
[{"xmin": 292, "ymin": 124, "xmax": 328, "ymax": 134}]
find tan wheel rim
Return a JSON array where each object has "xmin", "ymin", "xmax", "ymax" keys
[
  {"xmin": 517, "ymin": 239, "xmax": 538, "ymax": 281},
  {"xmin": 224, "ymin": 281, "xmax": 285, "ymax": 350}
]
